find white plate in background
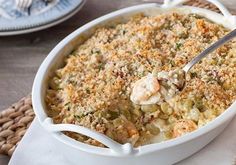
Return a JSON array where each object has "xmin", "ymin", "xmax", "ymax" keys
[{"xmin": 0, "ymin": 0, "xmax": 86, "ymax": 36}]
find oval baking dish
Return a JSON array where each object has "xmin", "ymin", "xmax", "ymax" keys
[{"xmin": 32, "ymin": 0, "xmax": 236, "ymax": 164}]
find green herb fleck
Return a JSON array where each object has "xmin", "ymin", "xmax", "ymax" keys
[
  {"xmin": 121, "ymin": 29, "xmax": 127, "ymax": 35},
  {"xmin": 107, "ymin": 110, "xmax": 120, "ymax": 120},
  {"xmin": 168, "ymin": 59, "xmax": 175, "ymax": 67},
  {"xmin": 164, "ymin": 22, "xmax": 171, "ymax": 30},
  {"xmin": 69, "ymin": 80, "xmax": 77, "ymax": 86},
  {"xmin": 64, "ymin": 102, "xmax": 71, "ymax": 111},
  {"xmin": 194, "ymin": 99, "xmax": 204, "ymax": 111},
  {"xmin": 85, "ymin": 88, "xmax": 90, "ymax": 94},
  {"xmin": 97, "ymin": 63, "xmax": 103, "ymax": 70},
  {"xmin": 176, "ymin": 42, "xmax": 182, "ymax": 50},
  {"xmin": 70, "ymin": 50, "xmax": 77, "ymax": 56},
  {"xmin": 91, "ymin": 49, "xmax": 101, "ymax": 54},
  {"xmin": 191, "ymin": 14, "xmax": 203, "ymax": 19},
  {"xmin": 190, "ymin": 72, "xmax": 198, "ymax": 78},
  {"xmin": 138, "ymin": 72, "xmax": 145, "ymax": 78},
  {"xmin": 74, "ymin": 115, "xmax": 83, "ymax": 120}
]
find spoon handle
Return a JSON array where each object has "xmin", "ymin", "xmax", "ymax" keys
[{"xmin": 183, "ymin": 28, "xmax": 236, "ymax": 73}]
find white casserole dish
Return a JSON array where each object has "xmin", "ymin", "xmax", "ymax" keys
[{"xmin": 32, "ymin": 0, "xmax": 236, "ymax": 164}]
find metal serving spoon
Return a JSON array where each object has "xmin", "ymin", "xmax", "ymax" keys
[
  {"xmin": 183, "ymin": 28, "xmax": 236, "ymax": 73},
  {"xmin": 176, "ymin": 28, "xmax": 236, "ymax": 91}
]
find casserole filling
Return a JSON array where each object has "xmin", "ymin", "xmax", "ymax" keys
[
  {"xmin": 130, "ymin": 69, "xmax": 185, "ymax": 105},
  {"xmin": 46, "ymin": 12, "xmax": 236, "ymax": 147}
]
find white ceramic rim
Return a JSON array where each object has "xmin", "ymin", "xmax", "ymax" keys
[
  {"xmin": 0, "ymin": 0, "xmax": 86, "ymax": 36},
  {"xmin": 32, "ymin": 0, "xmax": 236, "ymax": 157}
]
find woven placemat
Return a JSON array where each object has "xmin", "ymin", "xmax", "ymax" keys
[
  {"xmin": 0, "ymin": 0, "xmax": 235, "ymax": 157},
  {"xmin": 0, "ymin": 95, "xmax": 34, "ymax": 156}
]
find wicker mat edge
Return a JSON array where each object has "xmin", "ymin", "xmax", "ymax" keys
[
  {"xmin": 0, "ymin": 0, "xmax": 236, "ymax": 157},
  {"xmin": 0, "ymin": 95, "xmax": 34, "ymax": 156}
]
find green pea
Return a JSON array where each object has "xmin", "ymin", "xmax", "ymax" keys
[
  {"xmin": 183, "ymin": 99, "xmax": 194, "ymax": 110},
  {"xmin": 141, "ymin": 104, "xmax": 159, "ymax": 113},
  {"xmin": 113, "ymin": 118, "xmax": 124, "ymax": 126},
  {"xmin": 160, "ymin": 103, "xmax": 173, "ymax": 115},
  {"xmin": 168, "ymin": 115, "xmax": 177, "ymax": 124},
  {"xmin": 159, "ymin": 113, "xmax": 169, "ymax": 120},
  {"xmin": 132, "ymin": 108, "xmax": 142, "ymax": 117},
  {"xmin": 194, "ymin": 98, "xmax": 204, "ymax": 111},
  {"xmin": 120, "ymin": 109, "xmax": 131, "ymax": 120}
]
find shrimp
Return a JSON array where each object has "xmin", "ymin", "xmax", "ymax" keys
[
  {"xmin": 126, "ymin": 121, "xmax": 139, "ymax": 139},
  {"xmin": 130, "ymin": 73, "xmax": 161, "ymax": 105},
  {"xmin": 173, "ymin": 119, "xmax": 197, "ymax": 138},
  {"xmin": 112, "ymin": 118, "xmax": 139, "ymax": 145}
]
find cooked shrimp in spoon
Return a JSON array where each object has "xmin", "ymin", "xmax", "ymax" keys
[{"xmin": 131, "ymin": 28, "xmax": 236, "ymax": 105}]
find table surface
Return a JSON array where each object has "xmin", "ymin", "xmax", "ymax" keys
[{"xmin": 0, "ymin": 0, "xmax": 163, "ymax": 164}]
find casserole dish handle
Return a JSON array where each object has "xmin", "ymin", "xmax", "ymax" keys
[
  {"xmin": 42, "ymin": 117, "xmax": 135, "ymax": 155},
  {"xmin": 162, "ymin": 0, "xmax": 236, "ymax": 26}
]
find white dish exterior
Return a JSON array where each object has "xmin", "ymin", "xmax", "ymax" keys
[{"xmin": 32, "ymin": 0, "xmax": 236, "ymax": 164}]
